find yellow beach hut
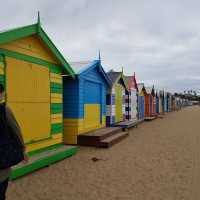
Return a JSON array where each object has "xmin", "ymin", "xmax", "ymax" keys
[
  {"xmin": 106, "ymin": 70, "xmax": 129, "ymax": 125},
  {"xmin": 0, "ymin": 17, "xmax": 78, "ymax": 179}
]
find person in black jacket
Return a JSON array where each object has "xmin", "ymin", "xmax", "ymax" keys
[{"xmin": 0, "ymin": 84, "xmax": 28, "ymax": 200}]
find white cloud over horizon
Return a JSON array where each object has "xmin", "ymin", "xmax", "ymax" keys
[{"xmin": 1, "ymin": 0, "xmax": 200, "ymax": 93}]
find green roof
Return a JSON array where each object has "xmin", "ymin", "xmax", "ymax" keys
[{"xmin": 0, "ymin": 23, "xmax": 75, "ymax": 77}]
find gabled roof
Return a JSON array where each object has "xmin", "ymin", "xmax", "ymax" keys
[
  {"xmin": 125, "ymin": 76, "xmax": 131, "ymax": 83},
  {"xmin": 145, "ymin": 87, "xmax": 152, "ymax": 94},
  {"xmin": 69, "ymin": 61, "xmax": 92, "ymax": 74},
  {"xmin": 107, "ymin": 70, "xmax": 128, "ymax": 91},
  {"xmin": 151, "ymin": 86, "xmax": 155, "ymax": 97},
  {"xmin": 159, "ymin": 90, "xmax": 164, "ymax": 97},
  {"xmin": 0, "ymin": 22, "xmax": 75, "ymax": 77},
  {"xmin": 125, "ymin": 73, "xmax": 138, "ymax": 91},
  {"xmin": 157, "ymin": 90, "xmax": 164, "ymax": 97},
  {"xmin": 144, "ymin": 86, "xmax": 155, "ymax": 96},
  {"xmin": 137, "ymin": 83, "xmax": 147, "ymax": 95},
  {"xmin": 137, "ymin": 83, "xmax": 144, "ymax": 92},
  {"xmin": 107, "ymin": 71, "xmax": 121, "ymax": 83},
  {"xmin": 70, "ymin": 60, "xmax": 112, "ymax": 86}
]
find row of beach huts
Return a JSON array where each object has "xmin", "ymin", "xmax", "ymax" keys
[{"xmin": 0, "ymin": 18, "xmax": 189, "ymax": 180}]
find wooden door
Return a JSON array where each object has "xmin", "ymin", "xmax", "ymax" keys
[
  {"xmin": 6, "ymin": 57, "xmax": 50, "ymax": 143},
  {"xmin": 115, "ymin": 84, "xmax": 123, "ymax": 122}
]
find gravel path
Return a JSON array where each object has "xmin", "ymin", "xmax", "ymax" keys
[{"xmin": 7, "ymin": 106, "xmax": 200, "ymax": 200}]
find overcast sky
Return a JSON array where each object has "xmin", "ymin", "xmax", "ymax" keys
[{"xmin": 1, "ymin": 0, "xmax": 200, "ymax": 93}]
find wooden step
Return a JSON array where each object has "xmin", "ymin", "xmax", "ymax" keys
[
  {"xmin": 10, "ymin": 145, "xmax": 78, "ymax": 180},
  {"xmin": 77, "ymin": 127, "xmax": 122, "ymax": 146},
  {"xmin": 99, "ymin": 131, "xmax": 129, "ymax": 148}
]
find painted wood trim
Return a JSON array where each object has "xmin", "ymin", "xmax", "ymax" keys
[
  {"xmin": 0, "ymin": 49, "xmax": 63, "ymax": 74},
  {"xmin": 0, "ymin": 55, "xmax": 4, "ymax": 62},
  {"xmin": 0, "ymin": 64, "xmax": 4, "ymax": 75},
  {"xmin": 50, "ymin": 82, "xmax": 63, "ymax": 89},
  {"xmin": 51, "ymin": 93, "xmax": 62, "ymax": 104},
  {"xmin": 51, "ymin": 123, "xmax": 63, "ymax": 134},
  {"xmin": 0, "ymin": 74, "xmax": 5, "ymax": 83},
  {"xmin": 0, "ymin": 24, "xmax": 37, "ymax": 45},
  {"xmin": 50, "ymin": 82, "xmax": 63, "ymax": 95},
  {"xmin": 10, "ymin": 145, "xmax": 78, "ymax": 180},
  {"xmin": 0, "ymin": 23, "xmax": 75, "ymax": 77},
  {"xmin": 50, "ymin": 73, "xmax": 62, "ymax": 84},
  {"xmin": 51, "ymin": 113, "xmax": 62, "ymax": 120},
  {"xmin": 51, "ymin": 93, "xmax": 62, "ymax": 99},
  {"xmin": 51, "ymin": 103, "xmax": 63, "ymax": 114},
  {"xmin": 38, "ymin": 28, "xmax": 75, "ymax": 77},
  {"xmin": 50, "ymin": 87, "xmax": 62, "ymax": 94}
]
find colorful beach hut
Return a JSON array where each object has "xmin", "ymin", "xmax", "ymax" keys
[
  {"xmin": 164, "ymin": 92, "xmax": 169, "ymax": 112},
  {"xmin": 169, "ymin": 93, "xmax": 173, "ymax": 112},
  {"xmin": 158, "ymin": 90, "xmax": 164, "ymax": 114},
  {"xmin": 155, "ymin": 91, "xmax": 159, "ymax": 114},
  {"xmin": 63, "ymin": 60, "xmax": 111, "ymax": 144},
  {"xmin": 0, "ymin": 18, "xmax": 78, "ymax": 179},
  {"xmin": 175, "ymin": 96, "xmax": 182, "ymax": 110},
  {"xmin": 144, "ymin": 87, "xmax": 153, "ymax": 117},
  {"xmin": 171, "ymin": 95, "xmax": 175, "ymax": 111},
  {"xmin": 151, "ymin": 86, "xmax": 156, "ymax": 116},
  {"xmin": 106, "ymin": 70, "xmax": 129, "ymax": 125},
  {"xmin": 137, "ymin": 83, "xmax": 145, "ymax": 120},
  {"xmin": 125, "ymin": 73, "xmax": 138, "ymax": 121}
]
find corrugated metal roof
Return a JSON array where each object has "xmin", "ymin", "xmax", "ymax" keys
[{"xmin": 69, "ymin": 61, "xmax": 93, "ymax": 74}]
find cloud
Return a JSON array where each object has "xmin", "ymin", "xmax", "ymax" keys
[{"xmin": 0, "ymin": 0, "xmax": 200, "ymax": 92}]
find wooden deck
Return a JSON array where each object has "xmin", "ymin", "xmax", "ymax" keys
[
  {"xmin": 115, "ymin": 119, "xmax": 144, "ymax": 129},
  {"xmin": 77, "ymin": 127, "xmax": 128, "ymax": 148},
  {"xmin": 144, "ymin": 116, "xmax": 157, "ymax": 121}
]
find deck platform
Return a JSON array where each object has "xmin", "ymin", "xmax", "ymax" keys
[
  {"xmin": 77, "ymin": 127, "xmax": 128, "ymax": 148},
  {"xmin": 115, "ymin": 119, "xmax": 144, "ymax": 129},
  {"xmin": 144, "ymin": 116, "xmax": 157, "ymax": 121},
  {"xmin": 10, "ymin": 144, "xmax": 78, "ymax": 180}
]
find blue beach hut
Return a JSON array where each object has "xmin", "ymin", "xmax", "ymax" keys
[
  {"xmin": 164, "ymin": 92, "xmax": 169, "ymax": 112},
  {"xmin": 137, "ymin": 83, "xmax": 146, "ymax": 120},
  {"xmin": 63, "ymin": 60, "xmax": 111, "ymax": 144}
]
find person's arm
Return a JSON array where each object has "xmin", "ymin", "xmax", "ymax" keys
[{"xmin": 5, "ymin": 106, "xmax": 26, "ymax": 151}]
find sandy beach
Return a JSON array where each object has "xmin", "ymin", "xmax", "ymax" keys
[{"xmin": 7, "ymin": 106, "xmax": 200, "ymax": 200}]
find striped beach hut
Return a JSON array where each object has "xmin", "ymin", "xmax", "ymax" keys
[
  {"xmin": 125, "ymin": 73, "xmax": 138, "ymax": 121},
  {"xmin": 63, "ymin": 60, "xmax": 111, "ymax": 144},
  {"xmin": 137, "ymin": 83, "xmax": 145, "ymax": 120},
  {"xmin": 0, "ymin": 17, "xmax": 78, "ymax": 179},
  {"xmin": 106, "ymin": 70, "xmax": 129, "ymax": 125}
]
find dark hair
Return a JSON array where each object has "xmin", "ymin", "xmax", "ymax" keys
[{"xmin": 0, "ymin": 84, "xmax": 4, "ymax": 93}]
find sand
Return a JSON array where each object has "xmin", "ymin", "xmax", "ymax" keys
[{"xmin": 7, "ymin": 106, "xmax": 200, "ymax": 200}]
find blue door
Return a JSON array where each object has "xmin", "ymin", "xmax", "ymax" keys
[{"xmin": 138, "ymin": 96, "xmax": 145, "ymax": 119}]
